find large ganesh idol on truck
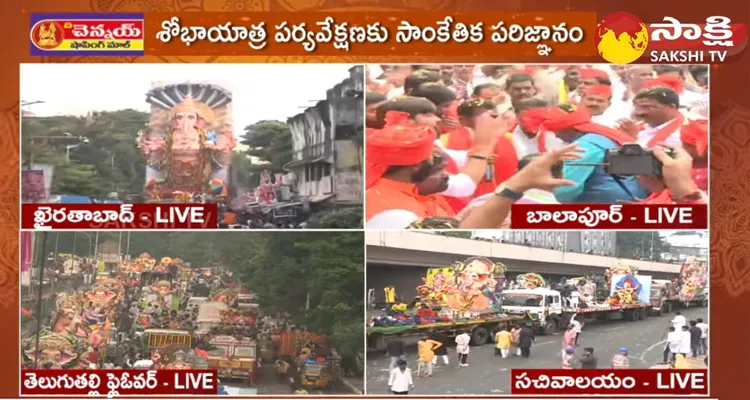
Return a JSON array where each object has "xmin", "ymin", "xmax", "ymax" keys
[{"xmin": 138, "ymin": 82, "xmax": 236, "ymax": 201}]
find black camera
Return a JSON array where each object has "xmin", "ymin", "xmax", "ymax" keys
[{"xmin": 605, "ymin": 144, "xmax": 674, "ymax": 177}]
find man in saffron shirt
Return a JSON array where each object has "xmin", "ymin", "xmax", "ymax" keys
[
  {"xmin": 366, "ymin": 107, "xmax": 498, "ymax": 229},
  {"xmin": 542, "ymin": 104, "xmax": 647, "ymax": 204},
  {"xmin": 366, "ymin": 111, "xmax": 458, "ymax": 228}
]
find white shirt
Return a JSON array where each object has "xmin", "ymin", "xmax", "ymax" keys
[
  {"xmin": 679, "ymin": 330, "xmax": 692, "ymax": 354},
  {"xmin": 569, "ymin": 292, "xmax": 580, "ymax": 308},
  {"xmin": 667, "ymin": 331, "xmax": 682, "ymax": 353},
  {"xmin": 388, "ymin": 368, "xmax": 413, "ymax": 392},
  {"xmin": 696, "ymin": 323, "xmax": 709, "ymax": 338},
  {"xmin": 592, "ymin": 104, "xmax": 631, "ymax": 128},
  {"xmin": 434, "ymin": 139, "xmax": 468, "ymax": 169},
  {"xmin": 672, "ymin": 315, "xmax": 686, "ymax": 330},
  {"xmin": 571, "ymin": 319, "xmax": 582, "ymax": 333},
  {"xmin": 366, "ymin": 210, "xmax": 419, "ymax": 229},
  {"xmin": 511, "ymin": 126, "xmax": 565, "ymax": 159},
  {"xmin": 637, "ymin": 119, "xmax": 682, "ymax": 148},
  {"xmin": 133, "ymin": 360, "xmax": 153, "ymax": 369},
  {"xmin": 433, "ymin": 139, "xmax": 477, "ymax": 198},
  {"xmin": 455, "ymin": 333, "xmax": 471, "ymax": 354},
  {"xmin": 680, "ymin": 90, "xmax": 708, "ymax": 112}
]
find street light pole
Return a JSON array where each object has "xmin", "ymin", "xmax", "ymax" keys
[{"xmin": 33, "ymin": 231, "xmax": 49, "ymax": 370}]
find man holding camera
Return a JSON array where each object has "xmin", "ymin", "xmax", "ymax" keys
[{"xmin": 540, "ymin": 104, "xmax": 647, "ymax": 204}]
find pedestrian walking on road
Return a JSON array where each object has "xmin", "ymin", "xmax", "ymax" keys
[
  {"xmin": 611, "ymin": 348, "xmax": 630, "ymax": 369},
  {"xmin": 429, "ymin": 331, "xmax": 451, "ymax": 366},
  {"xmin": 696, "ymin": 318, "xmax": 708, "ymax": 355},
  {"xmin": 664, "ymin": 326, "xmax": 681, "ymax": 364},
  {"xmin": 388, "ymin": 359, "xmax": 414, "ymax": 395},
  {"xmin": 679, "ymin": 325, "xmax": 692, "ymax": 358},
  {"xmin": 579, "ymin": 347, "xmax": 598, "ymax": 369},
  {"xmin": 562, "ymin": 324, "xmax": 577, "ymax": 359},
  {"xmin": 510, "ymin": 324, "xmax": 522, "ymax": 356},
  {"xmin": 689, "ymin": 320, "xmax": 702, "ymax": 358},
  {"xmin": 417, "ymin": 336, "xmax": 442, "ymax": 378},
  {"xmin": 386, "ymin": 334, "xmax": 407, "ymax": 369},
  {"xmin": 455, "ymin": 330, "xmax": 471, "ymax": 367},
  {"xmin": 671, "ymin": 312, "xmax": 686, "ymax": 331},
  {"xmin": 518, "ymin": 323, "xmax": 535, "ymax": 358},
  {"xmin": 494, "ymin": 327, "xmax": 512, "ymax": 358}
]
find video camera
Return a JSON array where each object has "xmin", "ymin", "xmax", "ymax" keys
[{"xmin": 605, "ymin": 144, "xmax": 675, "ymax": 177}]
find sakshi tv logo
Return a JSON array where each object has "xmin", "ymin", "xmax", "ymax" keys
[{"xmin": 594, "ymin": 12, "xmax": 748, "ymax": 64}]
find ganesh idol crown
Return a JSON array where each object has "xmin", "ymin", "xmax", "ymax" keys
[{"xmin": 137, "ymin": 82, "xmax": 236, "ymax": 201}]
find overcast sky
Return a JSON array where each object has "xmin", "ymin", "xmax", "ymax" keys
[{"xmin": 20, "ymin": 63, "xmax": 355, "ymax": 135}]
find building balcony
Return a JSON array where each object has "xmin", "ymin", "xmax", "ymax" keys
[{"xmin": 285, "ymin": 141, "xmax": 333, "ymax": 170}]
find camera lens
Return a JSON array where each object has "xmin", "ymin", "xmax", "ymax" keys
[{"xmin": 620, "ymin": 143, "xmax": 642, "ymax": 156}]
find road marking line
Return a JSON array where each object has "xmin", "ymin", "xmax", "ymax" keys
[{"xmin": 640, "ymin": 339, "xmax": 668, "ymax": 362}]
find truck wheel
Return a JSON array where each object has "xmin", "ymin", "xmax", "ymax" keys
[
  {"xmin": 664, "ymin": 302, "xmax": 673, "ymax": 314},
  {"xmin": 471, "ymin": 326, "xmax": 490, "ymax": 346},
  {"xmin": 640, "ymin": 308, "xmax": 648, "ymax": 320},
  {"xmin": 543, "ymin": 321, "xmax": 557, "ymax": 335}
]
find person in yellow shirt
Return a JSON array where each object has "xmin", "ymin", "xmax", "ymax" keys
[
  {"xmin": 384, "ymin": 286, "xmax": 397, "ymax": 303},
  {"xmin": 494, "ymin": 327, "xmax": 513, "ymax": 358},
  {"xmin": 673, "ymin": 353, "xmax": 690, "ymax": 369},
  {"xmin": 417, "ymin": 336, "xmax": 442, "ymax": 378}
]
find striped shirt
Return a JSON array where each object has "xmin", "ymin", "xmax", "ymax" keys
[{"xmin": 612, "ymin": 354, "xmax": 630, "ymax": 369}]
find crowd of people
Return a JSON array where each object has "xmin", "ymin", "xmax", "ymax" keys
[
  {"xmin": 365, "ymin": 64, "xmax": 709, "ymax": 229},
  {"xmin": 384, "ymin": 313, "xmax": 709, "ymax": 395}
]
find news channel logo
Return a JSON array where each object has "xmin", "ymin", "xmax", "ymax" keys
[
  {"xmin": 594, "ymin": 12, "xmax": 746, "ymax": 64},
  {"xmin": 29, "ymin": 13, "xmax": 145, "ymax": 56}
]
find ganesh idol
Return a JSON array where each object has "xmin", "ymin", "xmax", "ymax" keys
[
  {"xmin": 138, "ymin": 82, "xmax": 236, "ymax": 200},
  {"xmin": 446, "ymin": 257, "xmax": 498, "ymax": 311}
]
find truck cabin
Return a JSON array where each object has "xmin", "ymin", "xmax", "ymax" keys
[
  {"xmin": 302, "ymin": 360, "xmax": 329, "ymax": 376},
  {"xmin": 501, "ymin": 289, "xmax": 562, "ymax": 310},
  {"xmin": 271, "ymin": 203, "xmax": 301, "ymax": 220}
]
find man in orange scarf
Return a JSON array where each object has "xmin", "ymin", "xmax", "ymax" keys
[
  {"xmin": 542, "ymin": 104, "xmax": 647, "ymax": 204},
  {"xmin": 366, "ymin": 111, "xmax": 456, "ymax": 228}
]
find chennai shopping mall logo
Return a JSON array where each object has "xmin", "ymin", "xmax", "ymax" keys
[{"xmin": 594, "ymin": 12, "xmax": 747, "ymax": 64}]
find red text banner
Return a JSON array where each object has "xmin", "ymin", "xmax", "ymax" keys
[
  {"xmin": 144, "ymin": 12, "xmax": 597, "ymax": 57},
  {"xmin": 21, "ymin": 369, "xmax": 219, "ymax": 396},
  {"xmin": 511, "ymin": 369, "xmax": 708, "ymax": 395},
  {"xmin": 510, "ymin": 204, "xmax": 707, "ymax": 230},
  {"xmin": 21, "ymin": 204, "xmax": 218, "ymax": 230}
]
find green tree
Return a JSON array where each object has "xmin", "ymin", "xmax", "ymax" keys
[
  {"xmin": 240, "ymin": 121, "xmax": 293, "ymax": 186},
  {"xmin": 312, "ymin": 207, "xmax": 363, "ymax": 229},
  {"xmin": 22, "ymin": 110, "xmax": 149, "ymax": 198}
]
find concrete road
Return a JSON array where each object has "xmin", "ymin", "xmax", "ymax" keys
[
  {"xmin": 241, "ymin": 364, "xmax": 361, "ymax": 395},
  {"xmin": 366, "ymin": 307, "xmax": 708, "ymax": 395}
]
